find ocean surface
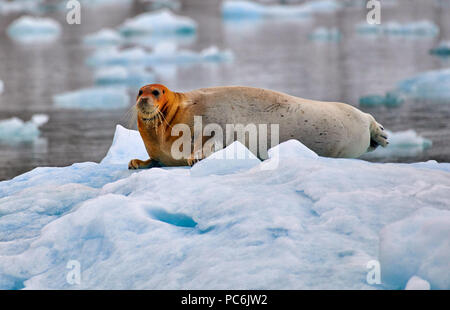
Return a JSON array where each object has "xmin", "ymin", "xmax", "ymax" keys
[{"xmin": 0, "ymin": 0, "xmax": 449, "ymax": 180}]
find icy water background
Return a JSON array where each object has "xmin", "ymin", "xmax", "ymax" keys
[{"xmin": 0, "ymin": 0, "xmax": 449, "ymax": 180}]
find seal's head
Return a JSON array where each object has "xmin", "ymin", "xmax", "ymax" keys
[{"xmin": 136, "ymin": 84, "xmax": 172, "ymax": 121}]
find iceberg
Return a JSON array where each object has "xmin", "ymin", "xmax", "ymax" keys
[
  {"xmin": 357, "ymin": 20, "xmax": 439, "ymax": 37},
  {"xmin": 119, "ymin": 9, "xmax": 197, "ymax": 36},
  {"xmin": 86, "ymin": 44, "xmax": 233, "ymax": 67},
  {"xmin": 359, "ymin": 92, "xmax": 405, "ymax": 107},
  {"xmin": 143, "ymin": 0, "xmax": 181, "ymax": 11},
  {"xmin": 361, "ymin": 130, "xmax": 432, "ymax": 159},
  {"xmin": 395, "ymin": 68, "xmax": 450, "ymax": 101},
  {"xmin": 7, "ymin": 16, "xmax": 61, "ymax": 43},
  {"xmin": 83, "ymin": 28, "xmax": 122, "ymax": 47},
  {"xmin": 309, "ymin": 27, "xmax": 341, "ymax": 41},
  {"xmin": 0, "ymin": 114, "xmax": 49, "ymax": 144},
  {"xmin": 222, "ymin": 0, "xmax": 341, "ymax": 19},
  {"xmin": 94, "ymin": 66, "xmax": 155, "ymax": 87},
  {"xmin": 53, "ymin": 87, "xmax": 130, "ymax": 110},
  {"xmin": 430, "ymin": 41, "xmax": 450, "ymax": 56},
  {"xmin": 0, "ymin": 0, "xmax": 40, "ymax": 15},
  {"xmin": 0, "ymin": 125, "xmax": 449, "ymax": 289}
]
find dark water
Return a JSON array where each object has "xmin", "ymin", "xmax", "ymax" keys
[{"xmin": 0, "ymin": 0, "xmax": 449, "ymax": 180}]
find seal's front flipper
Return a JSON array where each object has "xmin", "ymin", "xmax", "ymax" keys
[
  {"xmin": 128, "ymin": 158, "xmax": 161, "ymax": 170},
  {"xmin": 368, "ymin": 117, "xmax": 388, "ymax": 152}
]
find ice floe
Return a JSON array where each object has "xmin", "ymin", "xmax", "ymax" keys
[
  {"xmin": 0, "ymin": 114, "xmax": 49, "ymax": 144},
  {"xmin": 119, "ymin": 9, "xmax": 197, "ymax": 36},
  {"xmin": 7, "ymin": 15, "xmax": 62, "ymax": 43},
  {"xmin": 359, "ymin": 92, "xmax": 405, "ymax": 108},
  {"xmin": 83, "ymin": 28, "xmax": 122, "ymax": 47},
  {"xmin": 357, "ymin": 20, "xmax": 439, "ymax": 37},
  {"xmin": 86, "ymin": 44, "xmax": 233, "ymax": 67},
  {"xmin": 0, "ymin": 125, "xmax": 449, "ymax": 289},
  {"xmin": 361, "ymin": 130, "xmax": 432, "ymax": 159},
  {"xmin": 53, "ymin": 87, "xmax": 130, "ymax": 110},
  {"xmin": 0, "ymin": 0, "xmax": 40, "ymax": 15},
  {"xmin": 141, "ymin": 0, "xmax": 181, "ymax": 10},
  {"xmin": 222, "ymin": 0, "xmax": 341, "ymax": 19},
  {"xmin": 430, "ymin": 41, "xmax": 450, "ymax": 56},
  {"xmin": 395, "ymin": 68, "xmax": 450, "ymax": 101}
]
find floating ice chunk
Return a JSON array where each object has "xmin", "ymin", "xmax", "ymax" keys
[
  {"xmin": 222, "ymin": 0, "xmax": 341, "ymax": 19},
  {"xmin": 142, "ymin": 0, "xmax": 181, "ymax": 10},
  {"xmin": 380, "ymin": 207, "xmax": 450, "ymax": 289},
  {"xmin": 94, "ymin": 66, "xmax": 155, "ymax": 86},
  {"xmin": 53, "ymin": 87, "xmax": 130, "ymax": 110},
  {"xmin": 342, "ymin": 0, "xmax": 397, "ymax": 7},
  {"xmin": 430, "ymin": 41, "xmax": 450, "ymax": 56},
  {"xmin": 309, "ymin": 27, "xmax": 341, "ymax": 41},
  {"xmin": 7, "ymin": 16, "xmax": 61, "ymax": 43},
  {"xmin": 361, "ymin": 130, "xmax": 431, "ymax": 159},
  {"xmin": 190, "ymin": 141, "xmax": 261, "ymax": 177},
  {"xmin": 357, "ymin": 20, "xmax": 439, "ymax": 37},
  {"xmin": 395, "ymin": 68, "xmax": 450, "ymax": 101},
  {"xmin": 405, "ymin": 276, "xmax": 431, "ymax": 290},
  {"xmin": 30, "ymin": 114, "xmax": 49, "ymax": 127},
  {"xmin": 83, "ymin": 28, "xmax": 122, "ymax": 47},
  {"xmin": 0, "ymin": 0, "xmax": 39, "ymax": 15},
  {"xmin": 78, "ymin": 0, "xmax": 132, "ymax": 6},
  {"xmin": 119, "ymin": 9, "xmax": 197, "ymax": 36},
  {"xmin": 359, "ymin": 92, "xmax": 405, "ymax": 107},
  {"xmin": 86, "ymin": 46, "xmax": 148, "ymax": 67},
  {"xmin": 0, "ymin": 114, "xmax": 49, "ymax": 144},
  {"xmin": 101, "ymin": 125, "xmax": 148, "ymax": 165},
  {"xmin": 86, "ymin": 45, "xmax": 233, "ymax": 67}
]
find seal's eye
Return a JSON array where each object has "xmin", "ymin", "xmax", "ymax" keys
[{"xmin": 152, "ymin": 89, "xmax": 160, "ymax": 97}]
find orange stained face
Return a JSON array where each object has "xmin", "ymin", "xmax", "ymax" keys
[{"xmin": 136, "ymin": 84, "xmax": 171, "ymax": 117}]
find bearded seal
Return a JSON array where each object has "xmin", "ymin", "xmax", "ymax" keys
[{"xmin": 128, "ymin": 84, "xmax": 388, "ymax": 169}]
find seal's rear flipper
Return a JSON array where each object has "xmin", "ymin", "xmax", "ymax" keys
[{"xmin": 368, "ymin": 117, "xmax": 388, "ymax": 152}]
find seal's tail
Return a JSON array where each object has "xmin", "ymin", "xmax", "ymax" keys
[{"xmin": 368, "ymin": 115, "xmax": 388, "ymax": 152}]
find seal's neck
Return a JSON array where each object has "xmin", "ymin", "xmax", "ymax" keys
[{"xmin": 160, "ymin": 91, "xmax": 183, "ymax": 126}]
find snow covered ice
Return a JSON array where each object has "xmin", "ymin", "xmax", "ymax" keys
[
  {"xmin": 0, "ymin": 125, "xmax": 449, "ymax": 289},
  {"xmin": 222, "ymin": 0, "xmax": 341, "ymax": 19},
  {"xmin": 7, "ymin": 16, "xmax": 61, "ymax": 43},
  {"xmin": 53, "ymin": 87, "xmax": 130, "ymax": 110},
  {"xmin": 0, "ymin": 114, "xmax": 49, "ymax": 144},
  {"xmin": 119, "ymin": 9, "xmax": 197, "ymax": 36}
]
